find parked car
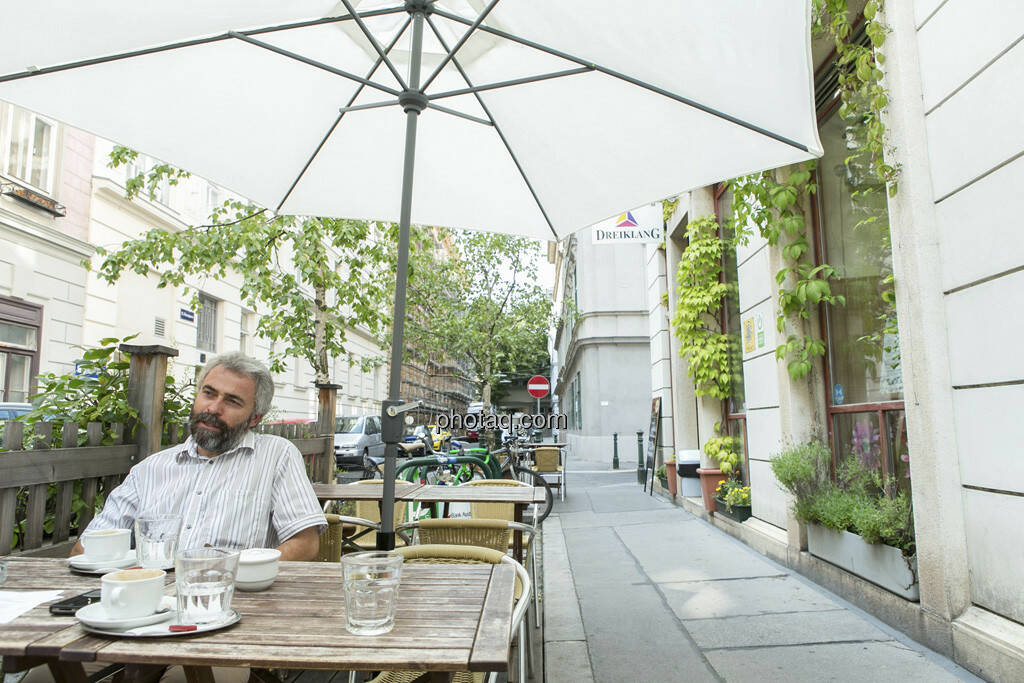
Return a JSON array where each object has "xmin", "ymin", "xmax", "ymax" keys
[
  {"xmin": 464, "ymin": 402, "xmax": 490, "ymax": 441},
  {"xmin": 0, "ymin": 402, "xmax": 32, "ymax": 420},
  {"xmin": 333, "ymin": 415, "xmax": 386, "ymax": 468}
]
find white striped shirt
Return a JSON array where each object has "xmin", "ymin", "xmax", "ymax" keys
[{"xmin": 86, "ymin": 431, "xmax": 327, "ymax": 550}]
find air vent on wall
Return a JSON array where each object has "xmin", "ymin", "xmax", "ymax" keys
[{"xmin": 154, "ymin": 317, "xmax": 165, "ymax": 338}]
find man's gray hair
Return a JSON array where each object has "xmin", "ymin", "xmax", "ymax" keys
[{"xmin": 197, "ymin": 352, "xmax": 275, "ymax": 417}]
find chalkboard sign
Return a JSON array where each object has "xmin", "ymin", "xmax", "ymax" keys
[{"xmin": 644, "ymin": 397, "xmax": 661, "ymax": 494}]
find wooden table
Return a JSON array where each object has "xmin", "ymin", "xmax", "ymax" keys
[
  {"xmin": 312, "ymin": 483, "xmax": 545, "ymax": 563},
  {"xmin": 0, "ymin": 557, "xmax": 516, "ymax": 683}
]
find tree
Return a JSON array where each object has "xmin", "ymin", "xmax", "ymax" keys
[
  {"xmin": 401, "ymin": 229, "xmax": 552, "ymax": 407},
  {"xmin": 92, "ymin": 147, "xmax": 392, "ymax": 384}
]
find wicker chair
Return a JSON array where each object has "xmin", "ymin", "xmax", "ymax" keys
[
  {"xmin": 314, "ymin": 514, "xmax": 346, "ymax": 562},
  {"xmin": 530, "ymin": 446, "xmax": 565, "ymax": 501},
  {"xmin": 395, "ymin": 518, "xmax": 532, "ymax": 553},
  {"xmin": 364, "ymin": 545, "xmax": 532, "ymax": 683},
  {"xmin": 460, "ymin": 479, "xmax": 544, "ymax": 627}
]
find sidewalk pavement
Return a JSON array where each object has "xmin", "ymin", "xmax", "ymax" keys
[{"xmin": 543, "ymin": 454, "xmax": 982, "ymax": 682}]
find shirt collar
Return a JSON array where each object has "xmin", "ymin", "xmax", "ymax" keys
[{"xmin": 179, "ymin": 430, "xmax": 257, "ymax": 461}]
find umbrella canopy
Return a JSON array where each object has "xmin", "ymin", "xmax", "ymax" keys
[
  {"xmin": 0, "ymin": 0, "xmax": 822, "ymax": 546},
  {"xmin": 0, "ymin": 0, "xmax": 820, "ymax": 241}
]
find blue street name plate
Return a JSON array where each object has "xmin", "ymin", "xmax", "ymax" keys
[{"xmin": 180, "ymin": 308, "xmax": 195, "ymax": 322}]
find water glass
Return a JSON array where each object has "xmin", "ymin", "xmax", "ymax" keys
[
  {"xmin": 341, "ymin": 551, "xmax": 404, "ymax": 635},
  {"xmin": 175, "ymin": 547, "xmax": 240, "ymax": 625},
  {"xmin": 135, "ymin": 514, "xmax": 182, "ymax": 569}
]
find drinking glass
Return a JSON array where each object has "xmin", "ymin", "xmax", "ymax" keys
[
  {"xmin": 175, "ymin": 548, "xmax": 240, "ymax": 625},
  {"xmin": 341, "ymin": 551, "xmax": 404, "ymax": 635},
  {"xmin": 135, "ymin": 514, "xmax": 182, "ymax": 569}
]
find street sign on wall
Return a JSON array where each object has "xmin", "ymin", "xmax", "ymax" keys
[{"xmin": 527, "ymin": 375, "xmax": 550, "ymax": 399}]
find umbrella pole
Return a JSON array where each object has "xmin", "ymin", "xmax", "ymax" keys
[{"xmin": 378, "ymin": 4, "xmax": 428, "ymax": 551}]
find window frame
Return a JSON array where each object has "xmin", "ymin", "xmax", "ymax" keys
[
  {"xmin": 811, "ymin": 34, "xmax": 905, "ymax": 489},
  {"xmin": 195, "ymin": 293, "xmax": 219, "ymax": 353},
  {"xmin": 0, "ymin": 103, "xmax": 59, "ymax": 195},
  {"xmin": 0, "ymin": 295, "xmax": 42, "ymax": 403}
]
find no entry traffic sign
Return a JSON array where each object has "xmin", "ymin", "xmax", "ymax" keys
[{"xmin": 527, "ymin": 375, "xmax": 550, "ymax": 399}]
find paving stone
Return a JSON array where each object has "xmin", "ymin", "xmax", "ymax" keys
[
  {"xmin": 559, "ymin": 508, "xmax": 690, "ymax": 529},
  {"xmin": 616, "ymin": 521, "xmax": 784, "ymax": 583},
  {"xmin": 576, "ymin": 582, "xmax": 717, "ymax": 683},
  {"xmin": 544, "ymin": 640, "xmax": 594, "ymax": 683},
  {"xmin": 704, "ymin": 640, "xmax": 969, "ymax": 682},
  {"xmin": 662, "ymin": 575, "xmax": 845, "ymax": 620},
  {"xmin": 562, "ymin": 526, "xmax": 648, "ymax": 586},
  {"xmin": 684, "ymin": 609, "xmax": 891, "ymax": 649},
  {"xmin": 543, "ymin": 518, "xmax": 586, "ymax": 641}
]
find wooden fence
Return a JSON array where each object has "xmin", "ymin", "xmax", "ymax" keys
[{"xmin": 0, "ymin": 344, "xmax": 335, "ymax": 558}]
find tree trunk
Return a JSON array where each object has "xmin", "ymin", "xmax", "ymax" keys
[
  {"xmin": 481, "ymin": 360, "xmax": 492, "ymax": 408},
  {"xmin": 313, "ymin": 282, "xmax": 329, "ymax": 385}
]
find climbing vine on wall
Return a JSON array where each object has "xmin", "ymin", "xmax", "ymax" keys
[
  {"xmin": 670, "ymin": 215, "xmax": 737, "ymax": 400},
  {"xmin": 723, "ymin": 0, "xmax": 896, "ymax": 381}
]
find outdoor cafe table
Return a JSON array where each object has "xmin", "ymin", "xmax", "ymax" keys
[
  {"xmin": 0, "ymin": 557, "xmax": 516, "ymax": 683},
  {"xmin": 312, "ymin": 483, "xmax": 546, "ymax": 563}
]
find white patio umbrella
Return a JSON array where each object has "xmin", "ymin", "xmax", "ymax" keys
[{"xmin": 0, "ymin": 0, "xmax": 822, "ymax": 547}]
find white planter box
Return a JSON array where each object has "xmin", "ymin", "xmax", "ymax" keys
[{"xmin": 806, "ymin": 524, "xmax": 919, "ymax": 601}]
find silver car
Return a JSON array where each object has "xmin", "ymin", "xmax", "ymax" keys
[{"xmin": 333, "ymin": 415, "xmax": 385, "ymax": 468}]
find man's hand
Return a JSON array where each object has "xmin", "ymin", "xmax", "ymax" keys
[{"xmin": 275, "ymin": 526, "xmax": 320, "ymax": 561}]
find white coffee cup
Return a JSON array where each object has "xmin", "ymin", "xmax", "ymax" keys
[
  {"xmin": 236, "ymin": 548, "xmax": 281, "ymax": 591},
  {"xmin": 81, "ymin": 528, "xmax": 131, "ymax": 561},
  {"xmin": 101, "ymin": 568, "xmax": 167, "ymax": 619}
]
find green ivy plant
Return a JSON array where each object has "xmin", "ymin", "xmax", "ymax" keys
[
  {"xmin": 670, "ymin": 215, "xmax": 737, "ymax": 400},
  {"xmin": 703, "ymin": 423, "xmax": 743, "ymax": 475}
]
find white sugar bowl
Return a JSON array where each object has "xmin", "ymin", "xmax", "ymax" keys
[{"xmin": 235, "ymin": 548, "xmax": 281, "ymax": 592}]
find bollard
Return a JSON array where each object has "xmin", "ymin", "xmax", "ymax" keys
[
  {"xmin": 636, "ymin": 430, "xmax": 645, "ymax": 484},
  {"xmin": 612, "ymin": 432, "xmax": 619, "ymax": 469}
]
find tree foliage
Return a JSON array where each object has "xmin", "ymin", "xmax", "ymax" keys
[
  {"xmin": 92, "ymin": 147, "xmax": 392, "ymax": 383},
  {"xmin": 400, "ymin": 228, "xmax": 552, "ymax": 403}
]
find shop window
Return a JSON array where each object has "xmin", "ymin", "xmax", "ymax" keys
[
  {"xmin": 0, "ymin": 104, "xmax": 57, "ymax": 194},
  {"xmin": 815, "ymin": 83, "xmax": 906, "ymax": 489}
]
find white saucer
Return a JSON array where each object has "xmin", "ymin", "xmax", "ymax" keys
[
  {"xmin": 81, "ymin": 609, "xmax": 241, "ymax": 638},
  {"xmin": 75, "ymin": 596, "xmax": 176, "ymax": 630},
  {"xmin": 69, "ymin": 551, "xmax": 138, "ymax": 573}
]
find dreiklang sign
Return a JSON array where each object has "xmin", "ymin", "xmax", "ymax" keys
[{"xmin": 591, "ymin": 202, "xmax": 664, "ymax": 245}]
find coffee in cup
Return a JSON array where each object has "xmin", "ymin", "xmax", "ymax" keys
[
  {"xmin": 81, "ymin": 528, "xmax": 131, "ymax": 561},
  {"xmin": 101, "ymin": 568, "xmax": 167, "ymax": 619}
]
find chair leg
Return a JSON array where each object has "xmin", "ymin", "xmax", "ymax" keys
[{"xmin": 518, "ymin": 620, "xmax": 528, "ymax": 683}]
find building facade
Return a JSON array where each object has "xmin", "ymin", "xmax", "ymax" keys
[{"xmin": 645, "ymin": 4, "xmax": 1024, "ymax": 678}]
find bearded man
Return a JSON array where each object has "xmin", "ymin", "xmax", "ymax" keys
[{"xmin": 71, "ymin": 352, "xmax": 325, "ymax": 560}]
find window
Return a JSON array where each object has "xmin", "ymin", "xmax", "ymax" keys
[
  {"xmin": 715, "ymin": 183, "xmax": 749, "ymax": 481},
  {"xmin": 239, "ymin": 311, "xmax": 254, "ymax": 354},
  {"xmin": 814, "ymin": 61, "xmax": 906, "ymax": 491},
  {"xmin": 569, "ymin": 371, "xmax": 582, "ymax": 430},
  {"xmin": 0, "ymin": 296, "xmax": 41, "ymax": 402},
  {"xmin": 0, "ymin": 104, "xmax": 57, "ymax": 194},
  {"xmin": 126, "ymin": 153, "xmax": 170, "ymax": 205},
  {"xmin": 196, "ymin": 294, "xmax": 218, "ymax": 352}
]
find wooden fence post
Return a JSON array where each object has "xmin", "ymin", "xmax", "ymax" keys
[
  {"xmin": 121, "ymin": 343, "xmax": 179, "ymax": 461},
  {"xmin": 316, "ymin": 383, "xmax": 339, "ymax": 484}
]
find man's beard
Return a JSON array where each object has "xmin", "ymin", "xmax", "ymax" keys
[{"xmin": 189, "ymin": 409, "xmax": 252, "ymax": 454}]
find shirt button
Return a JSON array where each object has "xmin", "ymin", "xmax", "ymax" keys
[
  {"xmin": 196, "ymin": 491, "xmax": 202, "ymax": 495},
  {"xmin": 185, "ymin": 525, "xmax": 192, "ymax": 530}
]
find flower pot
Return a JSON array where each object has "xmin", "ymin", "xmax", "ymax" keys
[
  {"xmin": 665, "ymin": 462, "xmax": 677, "ymax": 496},
  {"xmin": 696, "ymin": 468, "xmax": 726, "ymax": 512},
  {"xmin": 806, "ymin": 524, "xmax": 919, "ymax": 601},
  {"xmin": 657, "ymin": 476, "xmax": 669, "ymax": 490},
  {"xmin": 713, "ymin": 497, "xmax": 751, "ymax": 523}
]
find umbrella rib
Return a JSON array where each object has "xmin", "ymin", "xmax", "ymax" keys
[
  {"xmin": 432, "ymin": 8, "xmax": 812, "ymax": 154},
  {"xmin": 427, "ymin": 67, "xmax": 593, "ymax": 100},
  {"xmin": 227, "ymin": 32, "xmax": 400, "ymax": 97},
  {"xmin": 0, "ymin": 6, "xmax": 406, "ymax": 84},
  {"xmin": 425, "ymin": 103, "xmax": 492, "ymax": 126},
  {"xmin": 420, "ymin": 0, "xmax": 503, "ymax": 93},
  {"xmin": 338, "ymin": 0, "xmax": 408, "ymax": 91},
  {"xmin": 425, "ymin": 15, "xmax": 559, "ymax": 241},
  {"xmin": 338, "ymin": 100, "xmax": 402, "ymax": 115}
]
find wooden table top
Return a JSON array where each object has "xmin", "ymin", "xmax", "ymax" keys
[
  {"xmin": 313, "ymin": 482, "xmax": 425, "ymax": 502},
  {"xmin": 408, "ymin": 485, "xmax": 547, "ymax": 504},
  {"xmin": 0, "ymin": 557, "xmax": 515, "ymax": 674}
]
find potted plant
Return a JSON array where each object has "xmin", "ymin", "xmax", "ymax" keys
[
  {"xmin": 655, "ymin": 464, "xmax": 669, "ymax": 490},
  {"xmin": 664, "ymin": 456, "xmax": 678, "ymax": 496},
  {"xmin": 770, "ymin": 441, "xmax": 919, "ymax": 600},
  {"xmin": 713, "ymin": 478, "xmax": 752, "ymax": 523},
  {"xmin": 697, "ymin": 424, "xmax": 742, "ymax": 512}
]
